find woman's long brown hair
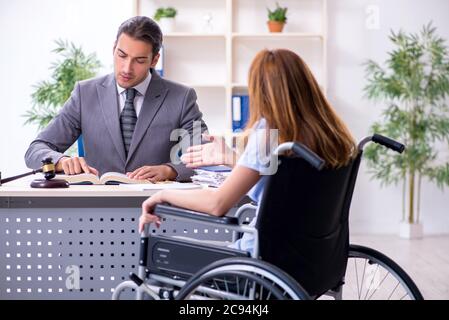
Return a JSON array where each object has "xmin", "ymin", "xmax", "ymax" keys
[{"xmin": 245, "ymin": 49, "xmax": 356, "ymax": 168}]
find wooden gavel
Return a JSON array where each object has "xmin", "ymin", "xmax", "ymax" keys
[{"xmin": 0, "ymin": 158, "xmax": 68, "ymax": 188}]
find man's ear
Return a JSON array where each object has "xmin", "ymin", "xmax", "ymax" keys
[
  {"xmin": 112, "ymin": 41, "xmax": 117, "ymax": 55},
  {"xmin": 150, "ymin": 53, "xmax": 160, "ymax": 68}
]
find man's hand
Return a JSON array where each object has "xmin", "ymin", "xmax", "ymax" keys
[
  {"xmin": 56, "ymin": 157, "xmax": 99, "ymax": 176},
  {"xmin": 127, "ymin": 165, "xmax": 177, "ymax": 182},
  {"xmin": 180, "ymin": 134, "xmax": 237, "ymax": 168}
]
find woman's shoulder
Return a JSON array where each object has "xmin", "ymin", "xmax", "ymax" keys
[{"xmin": 252, "ymin": 118, "xmax": 267, "ymax": 130}]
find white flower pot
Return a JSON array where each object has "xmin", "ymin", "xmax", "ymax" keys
[
  {"xmin": 158, "ymin": 18, "xmax": 176, "ymax": 33},
  {"xmin": 399, "ymin": 221, "xmax": 423, "ymax": 239}
]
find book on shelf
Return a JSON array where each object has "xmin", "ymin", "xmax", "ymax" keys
[
  {"xmin": 232, "ymin": 95, "xmax": 249, "ymax": 132},
  {"xmin": 55, "ymin": 172, "xmax": 154, "ymax": 185}
]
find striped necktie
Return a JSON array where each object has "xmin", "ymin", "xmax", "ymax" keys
[{"xmin": 120, "ymin": 88, "xmax": 137, "ymax": 156}]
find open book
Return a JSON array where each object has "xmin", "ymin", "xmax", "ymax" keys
[{"xmin": 55, "ymin": 172, "xmax": 154, "ymax": 185}]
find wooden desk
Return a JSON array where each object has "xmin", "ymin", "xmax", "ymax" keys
[
  {"xmin": 0, "ymin": 182, "xmax": 232, "ymax": 299},
  {"xmin": 0, "ymin": 185, "xmax": 159, "ymax": 209},
  {"xmin": 0, "ymin": 183, "xmax": 153, "ymax": 299}
]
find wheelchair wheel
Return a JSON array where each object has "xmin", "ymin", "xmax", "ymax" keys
[
  {"xmin": 342, "ymin": 244, "xmax": 423, "ymax": 300},
  {"xmin": 176, "ymin": 257, "xmax": 310, "ymax": 300}
]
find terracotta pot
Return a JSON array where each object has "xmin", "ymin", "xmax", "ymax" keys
[{"xmin": 267, "ymin": 21, "xmax": 285, "ymax": 33}]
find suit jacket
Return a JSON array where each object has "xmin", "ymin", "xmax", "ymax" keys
[{"xmin": 24, "ymin": 71, "xmax": 208, "ymax": 181}]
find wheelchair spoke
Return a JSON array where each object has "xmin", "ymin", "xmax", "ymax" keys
[
  {"xmin": 343, "ymin": 247, "xmax": 422, "ymax": 300},
  {"xmin": 236, "ymin": 276, "xmax": 240, "ymax": 295},
  {"xmin": 213, "ymin": 279, "xmax": 220, "ymax": 292},
  {"xmin": 387, "ymin": 281, "xmax": 401, "ymax": 300},
  {"xmin": 347, "ymin": 260, "xmax": 413, "ymax": 300},
  {"xmin": 360, "ymin": 259, "xmax": 368, "ymax": 299},
  {"xmin": 399, "ymin": 292, "xmax": 408, "ymax": 300},
  {"xmin": 243, "ymin": 278, "xmax": 249, "ymax": 297},
  {"xmin": 359, "ymin": 260, "xmax": 368, "ymax": 300},
  {"xmin": 354, "ymin": 258, "xmax": 361, "ymax": 299},
  {"xmin": 259, "ymin": 281, "xmax": 264, "ymax": 299},
  {"xmin": 171, "ymin": 259, "xmax": 310, "ymax": 300},
  {"xmin": 363, "ymin": 264, "xmax": 380, "ymax": 300},
  {"xmin": 249, "ymin": 282, "xmax": 256, "ymax": 299},
  {"xmin": 224, "ymin": 277, "xmax": 230, "ymax": 297},
  {"xmin": 367, "ymin": 270, "xmax": 390, "ymax": 300}
]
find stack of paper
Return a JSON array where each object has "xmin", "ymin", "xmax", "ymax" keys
[{"xmin": 191, "ymin": 166, "xmax": 232, "ymax": 188}]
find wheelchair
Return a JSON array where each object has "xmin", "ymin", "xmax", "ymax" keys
[{"xmin": 112, "ymin": 134, "xmax": 424, "ymax": 300}]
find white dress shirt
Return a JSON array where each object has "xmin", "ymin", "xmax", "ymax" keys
[{"xmin": 116, "ymin": 71, "xmax": 152, "ymax": 117}]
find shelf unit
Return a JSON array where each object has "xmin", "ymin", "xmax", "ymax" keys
[{"xmin": 134, "ymin": 0, "xmax": 327, "ymax": 135}]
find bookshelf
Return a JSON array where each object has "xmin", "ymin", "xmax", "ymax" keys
[{"xmin": 134, "ymin": 0, "xmax": 328, "ymax": 136}]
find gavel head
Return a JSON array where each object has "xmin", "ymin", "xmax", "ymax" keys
[{"xmin": 41, "ymin": 157, "xmax": 56, "ymax": 180}]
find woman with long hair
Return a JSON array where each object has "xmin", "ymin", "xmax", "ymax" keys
[{"xmin": 139, "ymin": 49, "xmax": 355, "ymax": 253}]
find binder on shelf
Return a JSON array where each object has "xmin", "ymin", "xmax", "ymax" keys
[
  {"xmin": 241, "ymin": 95, "xmax": 249, "ymax": 129},
  {"xmin": 155, "ymin": 45, "xmax": 164, "ymax": 77},
  {"xmin": 232, "ymin": 96, "xmax": 241, "ymax": 132},
  {"xmin": 231, "ymin": 94, "xmax": 249, "ymax": 132}
]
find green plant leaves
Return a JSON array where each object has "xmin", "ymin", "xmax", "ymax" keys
[
  {"xmin": 363, "ymin": 22, "xmax": 449, "ymax": 191},
  {"xmin": 24, "ymin": 39, "xmax": 101, "ymax": 130},
  {"xmin": 154, "ymin": 7, "xmax": 177, "ymax": 21},
  {"xmin": 267, "ymin": 2, "xmax": 287, "ymax": 23}
]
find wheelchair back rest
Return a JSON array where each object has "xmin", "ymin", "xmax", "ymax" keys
[
  {"xmin": 147, "ymin": 235, "xmax": 250, "ymax": 280},
  {"xmin": 256, "ymin": 153, "xmax": 362, "ymax": 296}
]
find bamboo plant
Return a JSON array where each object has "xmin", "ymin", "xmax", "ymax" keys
[{"xmin": 364, "ymin": 23, "xmax": 449, "ymax": 225}]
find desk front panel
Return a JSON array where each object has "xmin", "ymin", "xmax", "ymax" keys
[
  {"xmin": 0, "ymin": 195, "xmax": 145, "ymax": 300},
  {"xmin": 0, "ymin": 194, "xmax": 235, "ymax": 299}
]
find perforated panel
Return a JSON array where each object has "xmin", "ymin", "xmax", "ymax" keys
[
  {"xmin": 0, "ymin": 208, "xmax": 140, "ymax": 299},
  {"xmin": 0, "ymin": 204, "xmax": 238, "ymax": 299}
]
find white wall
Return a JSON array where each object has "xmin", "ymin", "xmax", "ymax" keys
[
  {"xmin": 327, "ymin": 0, "xmax": 449, "ymax": 235},
  {"xmin": 0, "ymin": 0, "xmax": 448, "ymax": 235},
  {"xmin": 0, "ymin": 0, "xmax": 134, "ymax": 177}
]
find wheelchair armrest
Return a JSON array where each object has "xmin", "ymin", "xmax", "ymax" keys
[{"xmin": 154, "ymin": 204, "xmax": 240, "ymax": 226}]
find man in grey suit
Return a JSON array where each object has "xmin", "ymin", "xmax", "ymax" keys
[{"xmin": 25, "ymin": 16, "xmax": 207, "ymax": 182}]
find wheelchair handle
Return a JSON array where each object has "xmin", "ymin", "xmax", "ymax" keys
[
  {"xmin": 358, "ymin": 134, "xmax": 405, "ymax": 153},
  {"xmin": 275, "ymin": 142, "xmax": 325, "ymax": 170},
  {"xmin": 372, "ymin": 134, "xmax": 405, "ymax": 153}
]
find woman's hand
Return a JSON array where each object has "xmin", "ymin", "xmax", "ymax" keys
[
  {"xmin": 139, "ymin": 191, "xmax": 164, "ymax": 232},
  {"xmin": 181, "ymin": 134, "xmax": 237, "ymax": 168}
]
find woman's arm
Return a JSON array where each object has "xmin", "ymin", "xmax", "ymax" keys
[{"xmin": 139, "ymin": 165, "xmax": 260, "ymax": 232}]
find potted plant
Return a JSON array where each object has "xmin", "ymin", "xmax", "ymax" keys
[
  {"xmin": 153, "ymin": 7, "xmax": 177, "ymax": 33},
  {"xmin": 363, "ymin": 23, "xmax": 449, "ymax": 238},
  {"xmin": 267, "ymin": 2, "xmax": 288, "ymax": 33},
  {"xmin": 24, "ymin": 39, "xmax": 101, "ymax": 155}
]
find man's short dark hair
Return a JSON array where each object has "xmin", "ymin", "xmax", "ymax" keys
[{"xmin": 116, "ymin": 16, "xmax": 162, "ymax": 56}]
